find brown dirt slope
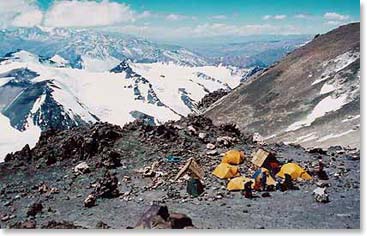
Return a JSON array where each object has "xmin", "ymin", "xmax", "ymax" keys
[{"xmin": 205, "ymin": 23, "xmax": 360, "ymax": 148}]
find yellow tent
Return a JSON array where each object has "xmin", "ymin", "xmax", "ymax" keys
[
  {"xmin": 221, "ymin": 150, "xmax": 245, "ymax": 165},
  {"xmin": 212, "ymin": 163, "xmax": 239, "ymax": 179},
  {"xmin": 276, "ymin": 163, "xmax": 312, "ymax": 180},
  {"xmin": 227, "ymin": 176, "xmax": 254, "ymax": 191},
  {"xmin": 253, "ymin": 168, "xmax": 277, "ymax": 186}
]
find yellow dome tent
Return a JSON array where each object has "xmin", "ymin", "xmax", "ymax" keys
[
  {"xmin": 226, "ymin": 176, "xmax": 254, "ymax": 191},
  {"xmin": 212, "ymin": 163, "xmax": 239, "ymax": 179},
  {"xmin": 221, "ymin": 150, "xmax": 245, "ymax": 165},
  {"xmin": 252, "ymin": 167, "xmax": 277, "ymax": 186},
  {"xmin": 276, "ymin": 163, "xmax": 312, "ymax": 180}
]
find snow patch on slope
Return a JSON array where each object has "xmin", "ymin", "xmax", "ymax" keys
[
  {"xmin": 50, "ymin": 80, "xmax": 97, "ymax": 123},
  {"xmin": 317, "ymin": 129, "xmax": 356, "ymax": 142},
  {"xmin": 286, "ymin": 50, "xmax": 359, "ymax": 132},
  {"xmin": 0, "ymin": 77, "xmax": 13, "ymax": 87},
  {"xmin": 0, "ymin": 114, "xmax": 40, "ymax": 162},
  {"xmin": 50, "ymin": 54, "xmax": 69, "ymax": 67},
  {"xmin": 294, "ymin": 132, "xmax": 318, "ymax": 143},
  {"xmin": 130, "ymin": 62, "xmax": 243, "ymax": 116},
  {"xmin": 312, "ymin": 50, "xmax": 359, "ymax": 85},
  {"xmin": 30, "ymin": 93, "xmax": 46, "ymax": 113},
  {"xmin": 11, "ymin": 50, "xmax": 39, "ymax": 63},
  {"xmin": 286, "ymin": 94, "xmax": 348, "ymax": 132},
  {"xmin": 342, "ymin": 114, "xmax": 360, "ymax": 123},
  {"xmin": 81, "ymin": 55, "xmax": 120, "ymax": 72}
]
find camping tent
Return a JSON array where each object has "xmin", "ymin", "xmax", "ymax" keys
[
  {"xmin": 221, "ymin": 150, "xmax": 245, "ymax": 165},
  {"xmin": 251, "ymin": 149, "xmax": 276, "ymax": 167},
  {"xmin": 252, "ymin": 168, "xmax": 277, "ymax": 186},
  {"xmin": 212, "ymin": 163, "xmax": 239, "ymax": 179},
  {"xmin": 276, "ymin": 163, "xmax": 312, "ymax": 180},
  {"xmin": 174, "ymin": 158, "xmax": 204, "ymax": 181},
  {"xmin": 227, "ymin": 176, "xmax": 254, "ymax": 191}
]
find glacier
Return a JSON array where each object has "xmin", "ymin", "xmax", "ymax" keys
[{"xmin": 0, "ymin": 50, "xmax": 248, "ymax": 160}]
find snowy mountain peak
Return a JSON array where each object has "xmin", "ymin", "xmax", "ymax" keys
[
  {"xmin": 110, "ymin": 60, "xmax": 136, "ymax": 77},
  {"xmin": 0, "ymin": 27, "xmax": 210, "ymax": 71},
  {"xmin": 0, "ymin": 50, "xmax": 39, "ymax": 64},
  {"xmin": 0, "ymin": 50, "xmax": 248, "ymax": 160},
  {"xmin": 49, "ymin": 54, "xmax": 69, "ymax": 67}
]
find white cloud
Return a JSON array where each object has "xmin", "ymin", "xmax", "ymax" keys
[
  {"xmin": 165, "ymin": 14, "xmax": 196, "ymax": 21},
  {"xmin": 0, "ymin": 0, "xmax": 43, "ymax": 27},
  {"xmin": 166, "ymin": 14, "xmax": 182, "ymax": 21},
  {"xmin": 12, "ymin": 9, "xmax": 43, "ymax": 27},
  {"xmin": 324, "ymin": 12, "xmax": 350, "ymax": 21},
  {"xmin": 209, "ymin": 15, "xmax": 227, "ymax": 20},
  {"xmin": 263, "ymin": 14, "xmax": 287, "ymax": 20},
  {"xmin": 323, "ymin": 12, "xmax": 351, "ymax": 27},
  {"xmin": 294, "ymin": 13, "xmax": 311, "ymax": 19},
  {"xmin": 274, "ymin": 15, "xmax": 287, "ymax": 20},
  {"xmin": 137, "ymin": 11, "xmax": 152, "ymax": 19},
  {"xmin": 44, "ymin": 0, "xmax": 136, "ymax": 27},
  {"xmin": 0, "ymin": 0, "xmax": 150, "ymax": 28}
]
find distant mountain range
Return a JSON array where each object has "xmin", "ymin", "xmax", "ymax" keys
[
  {"xmin": 188, "ymin": 36, "xmax": 311, "ymax": 68},
  {"xmin": 0, "ymin": 49, "xmax": 250, "ymax": 159},
  {"xmin": 0, "ymin": 26, "xmax": 313, "ymax": 160},
  {"xmin": 0, "ymin": 27, "xmax": 210, "ymax": 71},
  {"xmin": 0, "ymin": 27, "xmax": 310, "ymax": 70}
]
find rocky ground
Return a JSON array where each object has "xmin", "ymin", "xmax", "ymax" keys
[{"xmin": 0, "ymin": 115, "xmax": 360, "ymax": 229}]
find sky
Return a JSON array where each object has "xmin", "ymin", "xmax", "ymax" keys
[{"xmin": 0, "ymin": 0, "xmax": 360, "ymax": 42}]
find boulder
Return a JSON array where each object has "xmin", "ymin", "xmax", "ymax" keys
[
  {"xmin": 132, "ymin": 204, "xmax": 194, "ymax": 229},
  {"xmin": 187, "ymin": 125, "xmax": 197, "ymax": 134},
  {"xmin": 93, "ymin": 171, "xmax": 120, "ymax": 198},
  {"xmin": 169, "ymin": 212, "xmax": 194, "ymax": 229},
  {"xmin": 74, "ymin": 162, "xmax": 90, "ymax": 174},
  {"xmin": 206, "ymin": 143, "xmax": 216, "ymax": 150},
  {"xmin": 313, "ymin": 187, "xmax": 330, "ymax": 203},
  {"xmin": 198, "ymin": 132, "xmax": 207, "ymax": 139},
  {"xmin": 96, "ymin": 221, "xmax": 111, "ymax": 229},
  {"xmin": 308, "ymin": 148, "xmax": 327, "ymax": 155},
  {"xmin": 26, "ymin": 202, "xmax": 43, "ymax": 217},
  {"xmin": 216, "ymin": 136, "xmax": 236, "ymax": 147},
  {"xmin": 84, "ymin": 194, "xmax": 96, "ymax": 208},
  {"xmin": 206, "ymin": 150, "xmax": 218, "ymax": 156},
  {"xmin": 38, "ymin": 183, "xmax": 50, "ymax": 194},
  {"xmin": 252, "ymin": 133, "xmax": 265, "ymax": 144}
]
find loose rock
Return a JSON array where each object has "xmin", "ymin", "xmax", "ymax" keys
[
  {"xmin": 84, "ymin": 194, "xmax": 97, "ymax": 208},
  {"xmin": 74, "ymin": 162, "xmax": 90, "ymax": 174},
  {"xmin": 313, "ymin": 187, "xmax": 330, "ymax": 203},
  {"xmin": 26, "ymin": 202, "xmax": 43, "ymax": 217}
]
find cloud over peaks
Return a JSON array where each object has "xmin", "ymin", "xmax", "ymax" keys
[
  {"xmin": 263, "ymin": 14, "xmax": 287, "ymax": 20},
  {"xmin": 44, "ymin": 0, "xmax": 136, "ymax": 27},
  {"xmin": 0, "ymin": 0, "xmax": 43, "ymax": 27},
  {"xmin": 324, "ymin": 12, "xmax": 350, "ymax": 21}
]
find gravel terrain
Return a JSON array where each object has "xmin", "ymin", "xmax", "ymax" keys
[{"xmin": 0, "ymin": 116, "xmax": 360, "ymax": 229}]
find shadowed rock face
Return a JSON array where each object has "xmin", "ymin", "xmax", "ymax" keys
[
  {"xmin": 205, "ymin": 23, "xmax": 360, "ymax": 148},
  {"xmin": 196, "ymin": 89, "xmax": 229, "ymax": 112}
]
